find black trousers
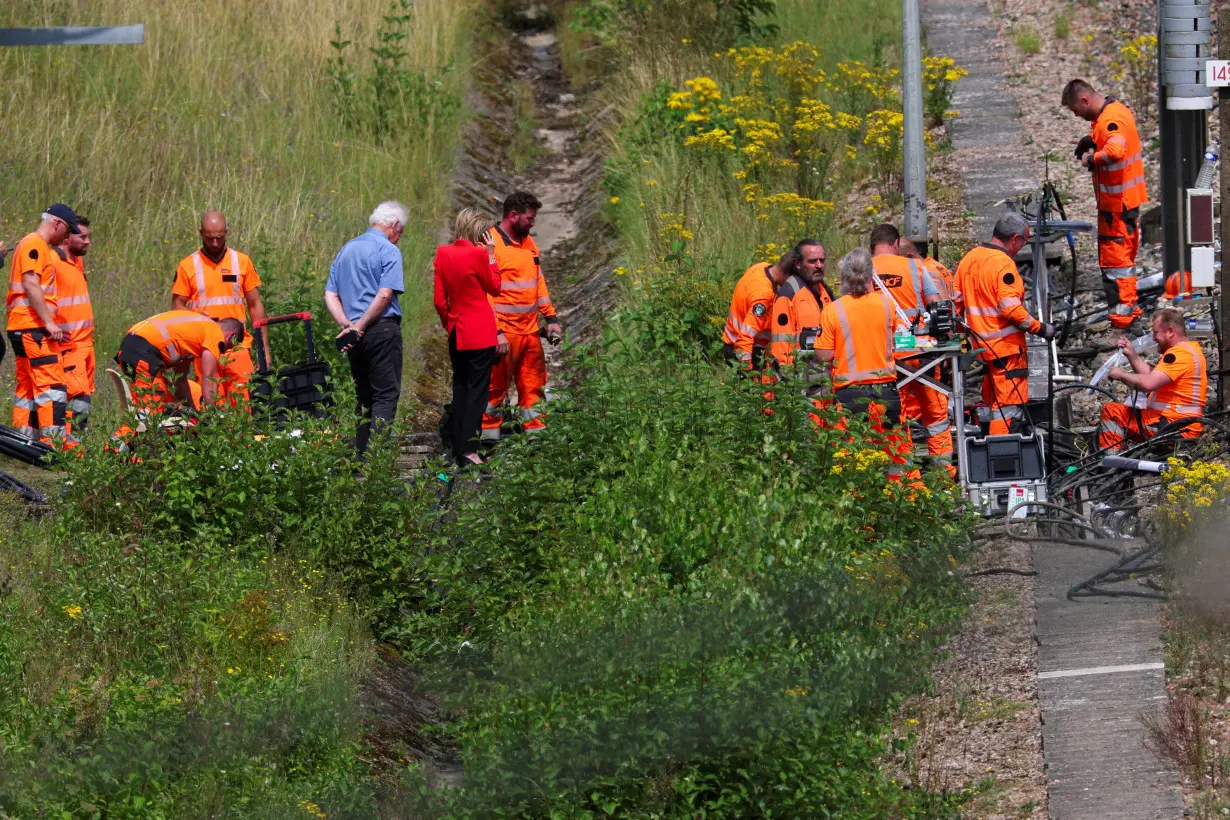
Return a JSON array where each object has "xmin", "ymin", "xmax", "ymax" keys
[
  {"xmin": 835, "ymin": 382, "xmax": 901, "ymax": 422},
  {"xmin": 346, "ymin": 317, "xmax": 403, "ymax": 454},
  {"xmin": 448, "ymin": 332, "xmax": 496, "ymax": 462}
]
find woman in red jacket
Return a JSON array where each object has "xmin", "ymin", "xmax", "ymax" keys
[{"xmin": 434, "ymin": 208, "xmax": 501, "ymax": 467}]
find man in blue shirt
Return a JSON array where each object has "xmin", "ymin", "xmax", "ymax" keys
[{"xmin": 325, "ymin": 201, "xmax": 407, "ymax": 454}]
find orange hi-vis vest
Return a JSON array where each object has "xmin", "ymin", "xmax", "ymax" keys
[
  {"xmin": 1149, "ymin": 339, "xmax": 1207, "ymax": 418},
  {"xmin": 6, "ymin": 232, "xmax": 57, "ymax": 332},
  {"xmin": 173, "ymin": 248, "xmax": 260, "ymax": 324},
  {"xmin": 954, "ymin": 244, "xmax": 1041, "ymax": 361},
  {"xmin": 1091, "ymin": 98, "xmax": 1147, "ymax": 212},
  {"xmin": 128, "ymin": 310, "xmax": 225, "ymax": 366},
  {"xmin": 922, "ymin": 257, "xmax": 958, "ymax": 304},
  {"xmin": 818, "ymin": 291, "xmax": 897, "ymax": 388},
  {"xmin": 52, "ymin": 250, "xmax": 93, "ymax": 345},
  {"xmin": 768, "ymin": 275, "xmax": 826, "ymax": 367},
  {"xmin": 491, "ymin": 226, "xmax": 556, "ymax": 335},
  {"xmin": 871, "ymin": 254, "xmax": 941, "ymax": 328},
  {"xmin": 723, "ymin": 262, "xmax": 777, "ymax": 362}
]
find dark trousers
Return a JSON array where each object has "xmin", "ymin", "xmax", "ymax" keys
[
  {"xmin": 448, "ymin": 332, "xmax": 496, "ymax": 463},
  {"xmin": 835, "ymin": 382, "xmax": 901, "ymax": 422},
  {"xmin": 346, "ymin": 318, "xmax": 403, "ymax": 454}
]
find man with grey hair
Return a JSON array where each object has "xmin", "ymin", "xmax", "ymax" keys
[
  {"xmin": 325, "ymin": 200, "xmax": 409, "ymax": 454},
  {"xmin": 954, "ymin": 212, "xmax": 1057, "ymax": 435}
]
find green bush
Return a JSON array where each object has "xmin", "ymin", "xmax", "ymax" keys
[{"xmin": 380, "ymin": 268, "xmax": 973, "ymax": 815}]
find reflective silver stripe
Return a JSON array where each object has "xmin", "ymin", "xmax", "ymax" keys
[
  {"xmin": 8, "ymin": 298, "xmax": 31, "ymax": 307},
  {"xmin": 59, "ymin": 319, "xmax": 94, "ymax": 332},
  {"xmin": 997, "ymin": 297, "xmax": 1022, "ymax": 310},
  {"xmin": 13, "ymin": 426, "xmax": 36, "ymax": 439},
  {"xmin": 1146, "ymin": 401, "xmax": 1202, "ymax": 414},
  {"xmin": 965, "ymin": 306, "xmax": 999, "ymax": 317},
  {"xmin": 976, "ymin": 326, "xmax": 1021, "ymax": 341},
  {"xmin": 193, "ymin": 295, "xmax": 244, "ymax": 308},
  {"xmin": 834, "ymin": 300, "xmax": 859, "ymax": 379},
  {"xmin": 40, "ymin": 425, "xmax": 67, "ymax": 438},
  {"xmin": 484, "ymin": 403, "xmax": 500, "ymax": 414},
  {"xmin": 735, "ymin": 350, "xmax": 752, "ymax": 362},
  {"xmin": 1102, "ymin": 151, "xmax": 1141, "ymax": 172},
  {"xmin": 727, "ymin": 315, "xmax": 760, "ymax": 337},
  {"xmin": 494, "ymin": 303, "xmax": 538, "ymax": 314},
  {"xmin": 189, "ymin": 249, "xmax": 244, "ymax": 310},
  {"xmin": 1013, "ymin": 316, "xmax": 1035, "ymax": 332},
  {"xmin": 1110, "ymin": 304, "xmax": 1135, "ymax": 315},
  {"xmin": 535, "ymin": 296, "xmax": 552, "ymax": 307},
  {"xmin": 69, "ymin": 397, "xmax": 92, "ymax": 414},
  {"xmin": 1098, "ymin": 419, "xmax": 1125, "ymax": 436},
  {"xmin": 35, "ymin": 388, "xmax": 67, "ymax": 404},
  {"xmin": 500, "ymin": 278, "xmax": 539, "ymax": 291},
  {"xmin": 166, "ymin": 342, "xmax": 180, "ymax": 362},
  {"xmin": 770, "ymin": 333, "xmax": 795, "ymax": 343},
  {"xmin": 480, "ymin": 427, "xmax": 502, "ymax": 441},
  {"xmin": 520, "ymin": 407, "xmax": 542, "ymax": 421},
  {"xmin": 57, "ymin": 295, "xmax": 91, "ymax": 307},
  {"xmin": 13, "ymin": 397, "xmax": 35, "ymax": 410},
  {"xmin": 926, "ymin": 420, "xmax": 951, "ymax": 435},
  {"xmin": 1097, "ymin": 176, "xmax": 1145, "ymax": 195},
  {"xmin": 1102, "ymin": 267, "xmax": 1135, "ymax": 280},
  {"xmin": 999, "ymin": 405, "xmax": 1024, "ymax": 419}
]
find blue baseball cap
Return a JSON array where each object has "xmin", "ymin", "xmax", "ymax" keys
[{"xmin": 44, "ymin": 203, "xmax": 81, "ymax": 234}]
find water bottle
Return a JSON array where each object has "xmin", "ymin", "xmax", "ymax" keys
[
  {"xmin": 1091, "ymin": 333, "xmax": 1156, "ymax": 386},
  {"xmin": 1195, "ymin": 140, "xmax": 1219, "ymax": 189},
  {"xmin": 1186, "ymin": 317, "xmax": 1214, "ymax": 334}
]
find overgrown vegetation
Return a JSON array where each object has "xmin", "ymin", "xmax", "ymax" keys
[
  {"xmin": 0, "ymin": 0, "xmax": 979, "ymax": 815},
  {"xmin": 1155, "ymin": 461, "xmax": 1230, "ymax": 817}
]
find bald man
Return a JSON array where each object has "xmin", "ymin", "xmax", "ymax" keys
[{"xmin": 172, "ymin": 211, "xmax": 268, "ymax": 404}]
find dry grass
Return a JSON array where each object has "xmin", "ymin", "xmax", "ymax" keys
[{"xmin": 0, "ymin": 0, "xmax": 476, "ymax": 410}]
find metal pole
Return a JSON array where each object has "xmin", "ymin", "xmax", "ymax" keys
[
  {"xmin": 902, "ymin": 0, "xmax": 929, "ymax": 247},
  {"xmin": 1219, "ymin": 8, "xmax": 1230, "ymax": 409}
]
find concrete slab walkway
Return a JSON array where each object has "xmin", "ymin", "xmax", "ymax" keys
[{"xmin": 921, "ymin": 1, "xmax": 1184, "ymax": 816}]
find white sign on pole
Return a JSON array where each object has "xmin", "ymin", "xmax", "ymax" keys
[{"xmin": 1207, "ymin": 60, "xmax": 1230, "ymax": 87}]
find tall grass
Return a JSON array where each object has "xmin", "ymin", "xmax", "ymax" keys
[{"xmin": 0, "ymin": 0, "xmax": 474, "ymax": 404}]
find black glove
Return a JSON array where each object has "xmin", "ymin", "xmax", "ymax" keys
[
  {"xmin": 1038, "ymin": 322, "xmax": 1059, "ymax": 341},
  {"xmin": 1074, "ymin": 135, "xmax": 1096, "ymax": 160}
]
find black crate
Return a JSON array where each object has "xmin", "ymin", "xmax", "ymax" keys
[
  {"xmin": 965, "ymin": 434, "xmax": 1045, "ymax": 483},
  {"xmin": 251, "ymin": 362, "xmax": 333, "ymax": 418}
]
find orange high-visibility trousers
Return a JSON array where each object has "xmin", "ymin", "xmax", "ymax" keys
[
  {"xmin": 1099, "ymin": 209, "xmax": 1141, "ymax": 330},
  {"xmin": 7, "ymin": 329, "xmax": 70, "ymax": 444},
  {"xmin": 482, "ymin": 332, "xmax": 547, "ymax": 439},
  {"xmin": 1097, "ymin": 402, "xmax": 1201, "ymax": 451},
  {"xmin": 898, "ymin": 361, "xmax": 953, "ymax": 467},
  {"xmin": 982, "ymin": 352, "xmax": 1029, "ymax": 435},
  {"xmin": 61, "ymin": 343, "xmax": 95, "ymax": 428},
  {"xmin": 195, "ymin": 344, "xmax": 253, "ymax": 407}
]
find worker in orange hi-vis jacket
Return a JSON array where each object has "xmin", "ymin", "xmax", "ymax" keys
[
  {"xmin": 481, "ymin": 192, "xmax": 562, "ymax": 441},
  {"xmin": 51, "ymin": 216, "xmax": 95, "ymax": 431},
  {"xmin": 1063, "ymin": 79, "xmax": 1148, "ymax": 330},
  {"xmin": 1097, "ymin": 307, "xmax": 1207, "ymax": 451},
  {"xmin": 172, "ymin": 211, "xmax": 269, "ymax": 406},
  {"xmin": 115, "ymin": 310, "xmax": 245, "ymax": 413},
  {"xmin": 722, "ymin": 253, "xmax": 793, "ymax": 372},
  {"xmin": 766, "ymin": 239, "xmax": 833, "ymax": 370},
  {"xmin": 955, "ymin": 213, "xmax": 1058, "ymax": 435},
  {"xmin": 868, "ymin": 223, "xmax": 954, "ymax": 474},
  {"xmin": 816, "ymin": 247, "xmax": 915, "ymax": 483},
  {"xmin": 899, "ymin": 238, "xmax": 960, "ymax": 308},
  {"xmin": 6, "ymin": 204, "xmax": 82, "ymax": 447}
]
